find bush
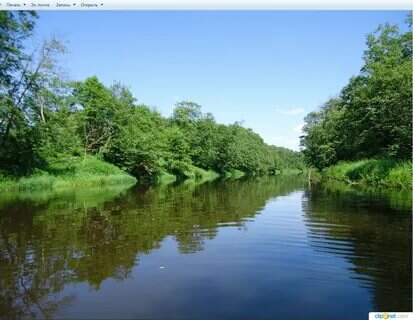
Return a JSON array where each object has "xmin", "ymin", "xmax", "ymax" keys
[{"xmin": 323, "ymin": 159, "xmax": 411, "ymax": 190}]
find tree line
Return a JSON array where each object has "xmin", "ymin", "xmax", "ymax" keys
[
  {"xmin": 300, "ymin": 17, "xmax": 412, "ymax": 170},
  {"xmin": 0, "ymin": 11, "xmax": 303, "ymax": 182}
]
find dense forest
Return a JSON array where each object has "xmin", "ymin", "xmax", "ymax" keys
[
  {"xmin": 300, "ymin": 16, "xmax": 412, "ymax": 189},
  {"xmin": 0, "ymin": 12, "xmax": 303, "ymax": 189}
]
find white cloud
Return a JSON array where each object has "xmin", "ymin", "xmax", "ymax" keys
[{"xmin": 276, "ymin": 107, "xmax": 305, "ymax": 116}]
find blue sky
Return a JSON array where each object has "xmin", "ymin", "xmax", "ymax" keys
[{"xmin": 32, "ymin": 11, "xmax": 408, "ymax": 150}]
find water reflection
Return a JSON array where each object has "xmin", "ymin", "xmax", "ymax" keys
[
  {"xmin": 0, "ymin": 176, "xmax": 411, "ymax": 319},
  {"xmin": 0, "ymin": 177, "xmax": 303, "ymax": 319},
  {"xmin": 303, "ymin": 183, "xmax": 412, "ymax": 311}
]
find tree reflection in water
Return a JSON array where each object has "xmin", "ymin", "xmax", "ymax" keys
[
  {"xmin": 0, "ymin": 176, "xmax": 303, "ymax": 319},
  {"xmin": 302, "ymin": 182, "xmax": 412, "ymax": 311},
  {"xmin": 0, "ymin": 176, "xmax": 411, "ymax": 319}
]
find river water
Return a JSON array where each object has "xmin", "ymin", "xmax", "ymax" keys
[{"xmin": 0, "ymin": 176, "xmax": 411, "ymax": 319}]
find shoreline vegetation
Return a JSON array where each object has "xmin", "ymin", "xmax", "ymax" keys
[
  {"xmin": 301, "ymin": 18, "xmax": 412, "ymax": 191},
  {"xmin": 0, "ymin": 12, "xmax": 305, "ymax": 193},
  {"xmin": 0, "ymin": 156, "xmax": 137, "ymax": 192},
  {"xmin": 0, "ymin": 155, "xmax": 305, "ymax": 192},
  {"xmin": 309, "ymin": 159, "xmax": 411, "ymax": 190},
  {"xmin": 1, "ymin": 13, "xmax": 411, "ymax": 195}
]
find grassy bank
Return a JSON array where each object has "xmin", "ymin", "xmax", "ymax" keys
[
  {"xmin": 156, "ymin": 165, "xmax": 220, "ymax": 185},
  {"xmin": 279, "ymin": 168, "xmax": 305, "ymax": 176},
  {"xmin": 0, "ymin": 156, "xmax": 137, "ymax": 192},
  {"xmin": 184, "ymin": 165, "xmax": 221, "ymax": 182},
  {"xmin": 223, "ymin": 169, "xmax": 245, "ymax": 179},
  {"xmin": 0, "ymin": 154, "xmax": 304, "ymax": 193},
  {"xmin": 321, "ymin": 159, "xmax": 411, "ymax": 190},
  {"xmin": 0, "ymin": 157, "xmax": 223, "ymax": 192}
]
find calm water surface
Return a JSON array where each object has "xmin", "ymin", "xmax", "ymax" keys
[{"xmin": 0, "ymin": 176, "xmax": 411, "ymax": 319}]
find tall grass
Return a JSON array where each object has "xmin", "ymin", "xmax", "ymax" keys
[
  {"xmin": 184, "ymin": 165, "xmax": 220, "ymax": 182},
  {"xmin": 223, "ymin": 169, "xmax": 245, "ymax": 179},
  {"xmin": 323, "ymin": 159, "xmax": 412, "ymax": 190},
  {"xmin": 279, "ymin": 168, "xmax": 304, "ymax": 175},
  {"xmin": 0, "ymin": 156, "xmax": 137, "ymax": 192},
  {"xmin": 156, "ymin": 171, "xmax": 177, "ymax": 185}
]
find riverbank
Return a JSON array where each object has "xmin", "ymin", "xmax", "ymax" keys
[
  {"xmin": 317, "ymin": 159, "xmax": 411, "ymax": 190},
  {"xmin": 0, "ymin": 157, "xmax": 231, "ymax": 192},
  {"xmin": 156, "ymin": 166, "xmax": 220, "ymax": 185},
  {"xmin": 0, "ymin": 155, "xmax": 306, "ymax": 192},
  {"xmin": 0, "ymin": 157, "xmax": 137, "ymax": 192}
]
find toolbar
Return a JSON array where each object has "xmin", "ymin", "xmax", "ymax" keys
[{"xmin": 0, "ymin": 0, "xmax": 411, "ymax": 10}]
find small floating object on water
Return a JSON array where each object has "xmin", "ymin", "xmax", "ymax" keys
[{"xmin": 159, "ymin": 266, "xmax": 166, "ymax": 269}]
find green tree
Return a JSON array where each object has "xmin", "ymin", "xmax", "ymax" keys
[
  {"xmin": 301, "ymin": 20, "xmax": 412, "ymax": 169},
  {"xmin": 72, "ymin": 77, "xmax": 119, "ymax": 155},
  {"xmin": 0, "ymin": 13, "xmax": 72, "ymax": 174}
]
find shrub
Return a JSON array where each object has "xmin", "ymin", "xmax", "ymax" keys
[{"xmin": 323, "ymin": 159, "xmax": 411, "ymax": 189}]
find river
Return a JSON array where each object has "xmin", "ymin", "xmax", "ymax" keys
[{"xmin": 0, "ymin": 176, "xmax": 411, "ymax": 319}]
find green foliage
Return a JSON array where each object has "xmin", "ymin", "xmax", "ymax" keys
[
  {"xmin": 0, "ymin": 15, "xmax": 68, "ymax": 174},
  {"xmin": 36, "ymin": 106, "xmax": 83, "ymax": 160},
  {"xmin": 301, "ymin": 20, "xmax": 412, "ymax": 169},
  {"xmin": 168, "ymin": 105, "xmax": 303, "ymax": 176},
  {"xmin": 0, "ymin": 14, "xmax": 304, "ymax": 186},
  {"xmin": 385, "ymin": 162, "xmax": 412, "ymax": 189},
  {"xmin": 223, "ymin": 169, "xmax": 245, "ymax": 179},
  {"xmin": 323, "ymin": 159, "xmax": 412, "ymax": 190},
  {"xmin": 106, "ymin": 102, "xmax": 168, "ymax": 179},
  {"xmin": 163, "ymin": 125, "xmax": 192, "ymax": 178},
  {"xmin": 0, "ymin": 156, "xmax": 136, "ymax": 191},
  {"xmin": 72, "ymin": 76, "xmax": 119, "ymax": 154},
  {"xmin": 0, "ymin": 11, "xmax": 39, "ymax": 174},
  {"xmin": 0, "ymin": 11, "xmax": 37, "ymax": 88}
]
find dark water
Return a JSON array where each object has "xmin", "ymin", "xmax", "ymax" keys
[{"xmin": 0, "ymin": 176, "xmax": 411, "ymax": 320}]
